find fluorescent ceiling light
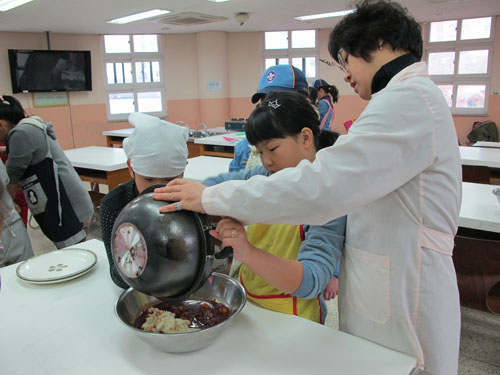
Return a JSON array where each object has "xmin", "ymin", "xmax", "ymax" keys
[
  {"xmin": 107, "ymin": 9, "xmax": 171, "ymax": 24},
  {"xmin": 295, "ymin": 10, "xmax": 355, "ymax": 21},
  {"xmin": 0, "ymin": 0, "xmax": 33, "ymax": 12},
  {"xmin": 208, "ymin": 0, "xmax": 231, "ymax": 2}
]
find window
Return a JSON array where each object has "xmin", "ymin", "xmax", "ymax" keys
[
  {"xmin": 263, "ymin": 30, "xmax": 318, "ymax": 80},
  {"xmin": 103, "ymin": 34, "xmax": 166, "ymax": 121},
  {"xmin": 425, "ymin": 17, "xmax": 494, "ymax": 115}
]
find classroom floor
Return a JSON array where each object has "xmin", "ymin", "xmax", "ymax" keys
[{"xmin": 27, "ymin": 205, "xmax": 500, "ymax": 375}]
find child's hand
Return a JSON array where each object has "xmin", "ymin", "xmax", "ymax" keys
[
  {"xmin": 323, "ymin": 276, "xmax": 339, "ymax": 300},
  {"xmin": 210, "ymin": 218, "xmax": 253, "ymax": 263}
]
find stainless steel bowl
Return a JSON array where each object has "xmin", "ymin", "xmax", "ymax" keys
[{"xmin": 115, "ymin": 272, "xmax": 246, "ymax": 353}]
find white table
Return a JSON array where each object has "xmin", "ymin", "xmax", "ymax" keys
[
  {"xmin": 459, "ymin": 146, "xmax": 500, "ymax": 168},
  {"xmin": 184, "ymin": 156, "xmax": 231, "ymax": 183},
  {"xmin": 103, "ymin": 127, "xmax": 232, "ymax": 148},
  {"xmin": 194, "ymin": 132, "xmax": 245, "ymax": 158},
  {"xmin": 459, "ymin": 182, "xmax": 500, "ymax": 233},
  {"xmin": 0, "ymin": 239, "xmax": 417, "ymax": 375},
  {"xmin": 102, "ymin": 128, "xmax": 134, "ymax": 147},
  {"xmin": 472, "ymin": 141, "xmax": 500, "ymax": 149},
  {"xmin": 65, "ymin": 146, "xmax": 129, "ymax": 191}
]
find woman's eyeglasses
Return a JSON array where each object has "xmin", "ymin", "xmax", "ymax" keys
[{"xmin": 337, "ymin": 48, "xmax": 347, "ymax": 72}]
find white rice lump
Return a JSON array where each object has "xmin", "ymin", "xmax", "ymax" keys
[{"xmin": 141, "ymin": 307, "xmax": 199, "ymax": 334}]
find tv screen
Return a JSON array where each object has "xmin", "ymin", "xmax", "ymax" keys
[{"xmin": 8, "ymin": 49, "xmax": 92, "ymax": 93}]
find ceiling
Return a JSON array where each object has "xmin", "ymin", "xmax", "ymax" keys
[{"xmin": 0, "ymin": 0, "xmax": 499, "ymax": 35}]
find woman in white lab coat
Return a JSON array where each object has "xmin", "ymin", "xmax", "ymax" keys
[{"xmin": 154, "ymin": 1, "xmax": 461, "ymax": 373}]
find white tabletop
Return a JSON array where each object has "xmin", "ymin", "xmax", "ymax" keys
[
  {"xmin": 0, "ymin": 239, "xmax": 417, "ymax": 375},
  {"xmin": 103, "ymin": 127, "xmax": 232, "ymax": 139},
  {"xmin": 459, "ymin": 146, "xmax": 500, "ymax": 168},
  {"xmin": 194, "ymin": 132, "xmax": 245, "ymax": 147},
  {"xmin": 65, "ymin": 146, "xmax": 127, "ymax": 171},
  {"xmin": 472, "ymin": 141, "xmax": 500, "ymax": 148},
  {"xmin": 102, "ymin": 128, "xmax": 134, "ymax": 137},
  {"xmin": 459, "ymin": 182, "xmax": 500, "ymax": 233},
  {"xmin": 184, "ymin": 156, "xmax": 231, "ymax": 183}
]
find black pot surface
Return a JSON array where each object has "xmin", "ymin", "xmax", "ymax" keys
[{"xmin": 111, "ymin": 193, "xmax": 214, "ymax": 300}]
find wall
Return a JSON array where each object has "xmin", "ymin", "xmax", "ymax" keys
[{"xmin": 1, "ymin": 17, "xmax": 499, "ymax": 149}]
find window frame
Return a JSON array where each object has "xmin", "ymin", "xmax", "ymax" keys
[
  {"xmin": 423, "ymin": 16, "xmax": 495, "ymax": 116},
  {"xmin": 102, "ymin": 35, "xmax": 166, "ymax": 122},
  {"xmin": 262, "ymin": 30, "xmax": 319, "ymax": 82}
]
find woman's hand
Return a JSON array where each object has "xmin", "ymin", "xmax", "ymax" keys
[
  {"xmin": 210, "ymin": 218, "xmax": 253, "ymax": 263},
  {"xmin": 152, "ymin": 179, "xmax": 207, "ymax": 213}
]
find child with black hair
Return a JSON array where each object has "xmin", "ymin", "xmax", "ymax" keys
[
  {"xmin": 203, "ymin": 92, "xmax": 345, "ymax": 324},
  {"xmin": 312, "ymin": 79, "xmax": 339, "ymax": 131}
]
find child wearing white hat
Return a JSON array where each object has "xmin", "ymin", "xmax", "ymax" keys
[{"xmin": 100, "ymin": 112, "xmax": 189, "ymax": 288}]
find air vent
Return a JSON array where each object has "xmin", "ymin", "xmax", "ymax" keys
[{"xmin": 156, "ymin": 12, "xmax": 227, "ymax": 26}]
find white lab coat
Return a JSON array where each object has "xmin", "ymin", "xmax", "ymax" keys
[{"xmin": 203, "ymin": 62, "xmax": 461, "ymax": 374}]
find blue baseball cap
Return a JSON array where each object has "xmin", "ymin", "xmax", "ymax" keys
[
  {"xmin": 251, "ymin": 64, "xmax": 309, "ymax": 104},
  {"xmin": 313, "ymin": 79, "xmax": 329, "ymax": 89}
]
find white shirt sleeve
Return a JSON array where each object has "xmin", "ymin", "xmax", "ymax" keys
[{"xmin": 203, "ymin": 82, "xmax": 436, "ymax": 226}]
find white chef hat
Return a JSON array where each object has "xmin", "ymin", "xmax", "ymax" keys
[{"xmin": 123, "ymin": 112, "xmax": 189, "ymax": 178}]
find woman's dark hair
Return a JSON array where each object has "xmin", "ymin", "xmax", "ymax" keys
[
  {"xmin": 0, "ymin": 95, "xmax": 26, "ymax": 124},
  {"xmin": 328, "ymin": 0, "xmax": 423, "ymax": 64},
  {"xmin": 246, "ymin": 91, "xmax": 339, "ymax": 151}
]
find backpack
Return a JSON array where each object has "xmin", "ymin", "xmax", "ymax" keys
[{"xmin": 467, "ymin": 120, "xmax": 499, "ymax": 142}]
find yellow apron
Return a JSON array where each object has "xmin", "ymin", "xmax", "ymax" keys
[{"xmin": 239, "ymin": 223, "xmax": 322, "ymax": 323}]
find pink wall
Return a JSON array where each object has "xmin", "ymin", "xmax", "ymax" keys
[{"xmin": 1, "ymin": 16, "xmax": 499, "ymax": 149}]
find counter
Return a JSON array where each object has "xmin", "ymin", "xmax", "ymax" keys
[{"xmin": 0, "ymin": 239, "xmax": 417, "ymax": 375}]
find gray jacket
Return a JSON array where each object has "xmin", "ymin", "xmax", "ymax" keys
[
  {"xmin": 0, "ymin": 161, "xmax": 33, "ymax": 267},
  {"xmin": 6, "ymin": 116, "xmax": 93, "ymax": 225}
]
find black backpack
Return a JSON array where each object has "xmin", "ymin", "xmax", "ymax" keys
[{"xmin": 467, "ymin": 120, "xmax": 499, "ymax": 142}]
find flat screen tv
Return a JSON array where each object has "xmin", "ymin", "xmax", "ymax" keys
[{"xmin": 8, "ymin": 49, "xmax": 92, "ymax": 93}]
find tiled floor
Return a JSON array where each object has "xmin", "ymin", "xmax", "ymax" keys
[{"xmin": 27, "ymin": 208, "xmax": 500, "ymax": 375}]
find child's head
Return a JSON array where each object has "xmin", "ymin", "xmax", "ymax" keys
[
  {"xmin": 0, "ymin": 95, "xmax": 26, "ymax": 143},
  {"xmin": 124, "ymin": 112, "xmax": 189, "ymax": 193},
  {"xmin": 246, "ymin": 92, "xmax": 339, "ymax": 174},
  {"xmin": 313, "ymin": 79, "xmax": 339, "ymax": 103}
]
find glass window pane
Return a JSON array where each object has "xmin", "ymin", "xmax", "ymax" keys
[
  {"xmin": 437, "ymin": 85, "xmax": 453, "ymax": 107},
  {"xmin": 291, "ymin": 30, "xmax": 315, "ymax": 48},
  {"xmin": 305, "ymin": 57, "xmax": 316, "ymax": 78},
  {"xmin": 461, "ymin": 17, "xmax": 491, "ymax": 40},
  {"xmin": 137, "ymin": 91, "xmax": 162, "ymax": 113},
  {"xmin": 124, "ymin": 63, "xmax": 133, "ymax": 83},
  {"xmin": 115, "ymin": 63, "xmax": 124, "ymax": 84},
  {"xmin": 106, "ymin": 63, "xmax": 116, "ymax": 84},
  {"xmin": 104, "ymin": 35, "xmax": 130, "ymax": 53},
  {"xmin": 429, "ymin": 20, "xmax": 457, "ymax": 42},
  {"xmin": 265, "ymin": 58, "xmax": 276, "ymax": 70},
  {"xmin": 265, "ymin": 31, "xmax": 288, "ymax": 49},
  {"xmin": 291, "ymin": 57, "xmax": 303, "ymax": 71},
  {"xmin": 456, "ymin": 85, "xmax": 486, "ymax": 108},
  {"xmin": 135, "ymin": 62, "xmax": 145, "ymax": 83},
  {"xmin": 109, "ymin": 93, "xmax": 134, "ymax": 114},
  {"xmin": 458, "ymin": 50, "xmax": 488, "ymax": 74},
  {"xmin": 428, "ymin": 52, "xmax": 455, "ymax": 75},
  {"xmin": 152, "ymin": 61, "xmax": 160, "ymax": 82},
  {"xmin": 133, "ymin": 35, "xmax": 159, "ymax": 52},
  {"xmin": 278, "ymin": 58, "xmax": 288, "ymax": 65}
]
